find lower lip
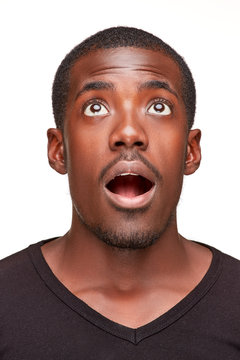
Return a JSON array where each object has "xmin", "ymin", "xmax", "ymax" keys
[{"xmin": 104, "ymin": 185, "xmax": 156, "ymax": 209}]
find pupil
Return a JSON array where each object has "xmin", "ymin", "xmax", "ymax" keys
[
  {"xmin": 154, "ymin": 103, "xmax": 164, "ymax": 112},
  {"xmin": 90, "ymin": 103, "xmax": 101, "ymax": 113}
]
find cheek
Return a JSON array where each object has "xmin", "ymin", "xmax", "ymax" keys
[
  {"xmin": 151, "ymin": 125, "xmax": 187, "ymax": 169},
  {"xmin": 63, "ymin": 131, "xmax": 108, "ymax": 213},
  {"xmin": 64, "ymin": 137, "xmax": 93, "ymax": 193},
  {"xmin": 151, "ymin": 129, "xmax": 187, "ymax": 203}
]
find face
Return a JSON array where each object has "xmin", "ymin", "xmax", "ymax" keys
[{"xmin": 48, "ymin": 47, "xmax": 201, "ymax": 249}]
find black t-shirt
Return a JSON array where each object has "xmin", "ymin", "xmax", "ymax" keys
[{"xmin": 0, "ymin": 238, "xmax": 240, "ymax": 359}]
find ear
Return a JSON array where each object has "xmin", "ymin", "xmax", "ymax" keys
[
  {"xmin": 184, "ymin": 129, "xmax": 201, "ymax": 175},
  {"xmin": 47, "ymin": 128, "xmax": 67, "ymax": 174}
]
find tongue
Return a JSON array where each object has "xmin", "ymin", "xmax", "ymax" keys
[{"xmin": 107, "ymin": 175, "xmax": 151, "ymax": 198}]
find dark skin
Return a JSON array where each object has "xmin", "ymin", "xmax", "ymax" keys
[{"xmin": 43, "ymin": 47, "xmax": 212, "ymax": 328}]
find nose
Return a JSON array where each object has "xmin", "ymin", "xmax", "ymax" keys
[{"xmin": 109, "ymin": 114, "xmax": 149, "ymax": 151}]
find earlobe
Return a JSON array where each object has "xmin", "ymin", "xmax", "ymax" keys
[
  {"xmin": 184, "ymin": 129, "xmax": 201, "ymax": 176},
  {"xmin": 47, "ymin": 128, "xmax": 67, "ymax": 174}
]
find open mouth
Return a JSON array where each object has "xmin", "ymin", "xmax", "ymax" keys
[{"xmin": 106, "ymin": 173, "xmax": 154, "ymax": 198}]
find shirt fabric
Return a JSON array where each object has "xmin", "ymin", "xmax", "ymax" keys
[{"xmin": 0, "ymin": 238, "xmax": 240, "ymax": 359}]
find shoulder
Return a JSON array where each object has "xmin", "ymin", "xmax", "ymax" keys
[
  {"xmin": 218, "ymin": 249, "xmax": 240, "ymax": 286},
  {"xmin": 207, "ymin": 246, "xmax": 240, "ymax": 310},
  {"xmin": 0, "ymin": 238, "xmax": 57, "ymax": 280},
  {"xmin": 0, "ymin": 245, "xmax": 37, "ymax": 298},
  {"xmin": 0, "ymin": 246, "xmax": 32, "ymax": 280},
  {"xmin": 198, "ymin": 241, "xmax": 240, "ymax": 277},
  {"xmin": 0, "ymin": 240, "xmax": 50, "ymax": 307},
  {"xmin": 219, "ymin": 249, "xmax": 240, "ymax": 274}
]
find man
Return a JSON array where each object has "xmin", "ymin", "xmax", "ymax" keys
[{"xmin": 1, "ymin": 26, "xmax": 240, "ymax": 359}]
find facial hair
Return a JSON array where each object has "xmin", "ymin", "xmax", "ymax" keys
[
  {"xmin": 73, "ymin": 149, "xmax": 173, "ymax": 250},
  {"xmin": 74, "ymin": 201, "xmax": 175, "ymax": 250}
]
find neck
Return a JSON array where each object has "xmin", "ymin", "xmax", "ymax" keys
[
  {"xmin": 42, "ymin": 209, "xmax": 192, "ymax": 292},
  {"xmin": 41, "ymin": 209, "xmax": 212, "ymax": 328}
]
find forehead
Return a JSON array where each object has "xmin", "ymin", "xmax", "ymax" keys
[{"xmin": 68, "ymin": 47, "xmax": 183, "ymax": 99}]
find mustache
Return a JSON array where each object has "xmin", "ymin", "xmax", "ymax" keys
[{"xmin": 99, "ymin": 150, "xmax": 163, "ymax": 183}]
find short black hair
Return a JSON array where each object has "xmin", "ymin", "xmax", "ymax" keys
[{"xmin": 52, "ymin": 26, "xmax": 196, "ymax": 130}]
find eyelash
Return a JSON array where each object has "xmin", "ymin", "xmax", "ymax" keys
[{"xmin": 148, "ymin": 97, "xmax": 172, "ymax": 109}]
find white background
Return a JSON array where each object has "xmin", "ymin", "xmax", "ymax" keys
[{"xmin": 0, "ymin": 0, "xmax": 240, "ymax": 259}]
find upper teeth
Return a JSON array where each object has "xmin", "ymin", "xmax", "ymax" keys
[{"xmin": 119, "ymin": 173, "xmax": 138, "ymax": 176}]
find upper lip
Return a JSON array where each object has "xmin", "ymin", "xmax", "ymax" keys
[{"xmin": 103, "ymin": 160, "xmax": 156, "ymax": 187}]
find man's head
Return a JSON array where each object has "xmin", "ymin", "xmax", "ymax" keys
[
  {"xmin": 52, "ymin": 26, "xmax": 196, "ymax": 131},
  {"xmin": 48, "ymin": 27, "xmax": 201, "ymax": 250}
]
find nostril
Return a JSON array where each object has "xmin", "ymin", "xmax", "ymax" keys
[
  {"xmin": 115, "ymin": 141, "xmax": 125, "ymax": 147},
  {"xmin": 114, "ymin": 140, "xmax": 144, "ymax": 148},
  {"xmin": 135, "ymin": 141, "xmax": 144, "ymax": 147}
]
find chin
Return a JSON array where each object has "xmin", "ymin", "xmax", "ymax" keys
[
  {"xmin": 81, "ymin": 211, "xmax": 175, "ymax": 250},
  {"xmin": 91, "ymin": 227, "xmax": 161, "ymax": 250}
]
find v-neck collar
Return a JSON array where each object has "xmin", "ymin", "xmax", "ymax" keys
[{"xmin": 28, "ymin": 238, "xmax": 223, "ymax": 344}]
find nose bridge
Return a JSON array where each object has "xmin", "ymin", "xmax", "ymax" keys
[
  {"xmin": 118, "ymin": 99, "xmax": 140, "ymax": 137},
  {"xmin": 109, "ymin": 98, "xmax": 148, "ymax": 150}
]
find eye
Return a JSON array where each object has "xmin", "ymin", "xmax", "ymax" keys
[
  {"xmin": 84, "ymin": 102, "xmax": 108, "ymax": 116},
  {"xmin": 147, "ymin": 101, "xmax": 171, "ymax": 115}
]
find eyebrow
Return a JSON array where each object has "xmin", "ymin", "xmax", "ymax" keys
[
  {"xmin": 138, "ymin": 80, "xmax": 178, "ymax": 98},
  {"xmin": 75, "ymin": 79, "xmax": 178, "ymax": 101},
  {"xmin": 75, "ymin": 81, "xmax": 115, "ymax": 100}
]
